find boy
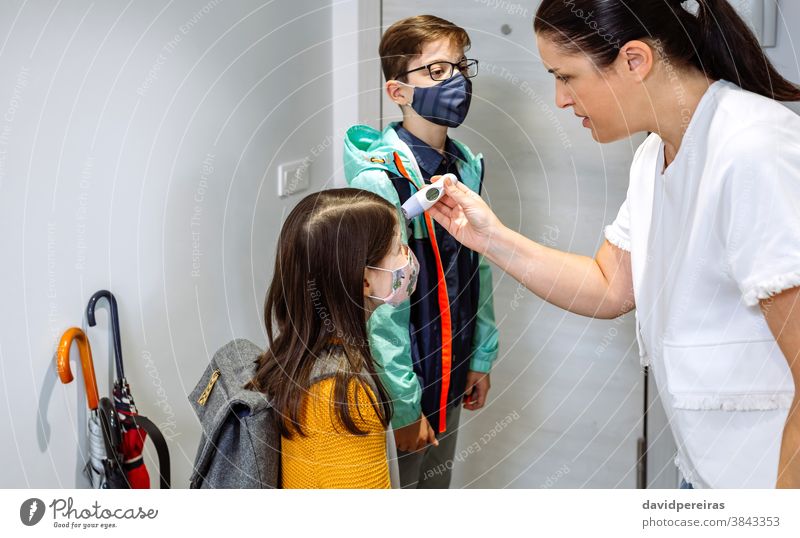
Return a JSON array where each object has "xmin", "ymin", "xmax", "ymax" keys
[{"xmin": 343, "ymin": 15, "xmax": 499, "ymax": 488}]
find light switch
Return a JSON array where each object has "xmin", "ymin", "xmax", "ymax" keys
[{"xmin": 277, "ymin": 159, "xmax": 310, "ymax": 197}]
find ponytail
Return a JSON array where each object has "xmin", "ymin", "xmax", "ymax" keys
[
  {"xmin": 534, "ymin": 0, "xmax": 800, "ymax": 101},
  {"xmin": 694, "ymin": 0, "xmax": 800, "ymax": 100}
]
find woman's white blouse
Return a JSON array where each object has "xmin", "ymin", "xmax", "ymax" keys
[{"xmin": 604, "ymin": 80, "xmax": 800, "ymax": 488}]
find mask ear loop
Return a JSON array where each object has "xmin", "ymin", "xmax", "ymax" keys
[
  {"xmin": 367, "ymin": 244, "xmax": 411, "ymax": 273},
  {"xmin": 394, "ymin": 80, "xmax": 415, "ymax": 106},
  {"xmin": 365, "ymin": 245, "xmax": 412, "ymax": 301},
  {"xmin": 365, "ymin": 263, "xmax": 395, "ymax": 302}
]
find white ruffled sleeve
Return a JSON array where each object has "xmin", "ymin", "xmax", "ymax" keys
[
  {"xmin": 604, "ymin": 196, "xmax": 632, "ymax": 252},
  {"xmin": 719, "ymin": 126, "xmax": 800, "ymax": 307}
]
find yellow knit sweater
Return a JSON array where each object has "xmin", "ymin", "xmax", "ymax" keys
[{"xmin": 281, "ymin": 376, "xmax": 391, "ymax": 489}]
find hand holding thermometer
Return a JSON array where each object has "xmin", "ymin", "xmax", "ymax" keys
[{"xmin": 401, "ymin": 173, "xmax": 458, "ymax": 220}]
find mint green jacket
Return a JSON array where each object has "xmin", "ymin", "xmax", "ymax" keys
[{"xmin": 343, "ymin": 122, "xmax": 499, "ymax": 428}]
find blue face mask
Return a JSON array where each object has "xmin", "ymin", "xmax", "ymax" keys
[{"xmin": 402, "ymin": 73, "xmax": 473, "ymax": 128}]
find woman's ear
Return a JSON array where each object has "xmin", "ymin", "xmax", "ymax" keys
[
  {"xmin": 619, "ymin": 40, "xmax": 654, "ymax": 82},
  {"xmin": 385, "ymin": 80, "xmax": 412, "ymax": 106}
]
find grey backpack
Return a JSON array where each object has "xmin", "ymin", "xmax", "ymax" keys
[{"xmin": 188, "ymin": 339, "xmax": 280, "ymax": 488}]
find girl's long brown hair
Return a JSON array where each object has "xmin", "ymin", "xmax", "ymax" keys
[{"xmin": 245, "ymin": 188, "xmax": 396, "ymax": 437}]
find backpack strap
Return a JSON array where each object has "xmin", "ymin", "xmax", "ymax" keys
[
  {"xmin": 308, "ymin": 344, "xmax": 380, "ymax": 397},
  {"xmin": 133, "ymin": 415, "xmax": 171, "ymax": 489}
]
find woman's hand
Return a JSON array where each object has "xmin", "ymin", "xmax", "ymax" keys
[
  {"xmin": 428, "ymin": 177, "xmax": 504, "ymax": 256},
  {"xmin": 430, "ymin": 176, "xmax": 635, "ymax": 319}
]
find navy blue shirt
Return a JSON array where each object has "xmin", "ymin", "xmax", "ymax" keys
[
  {"xmin": 394, "ymin": 124, "xmax": 465, "ymax": 183},
  {"xmin": 391, "ymin": 124, "xmax": 481, "ymax": 423}
]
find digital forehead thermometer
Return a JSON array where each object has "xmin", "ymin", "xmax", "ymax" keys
[{"xmin": 401, "ymin": 173, "xmax": 458, "ymax": 220}]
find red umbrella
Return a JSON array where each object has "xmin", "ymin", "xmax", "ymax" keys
[{"xmin": 113, "ymin": 381, "xmax": 149, "ymax": 488}]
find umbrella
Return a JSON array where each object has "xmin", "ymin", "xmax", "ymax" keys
[
  {"xmin": 86, "ymin": 290, "xmax": 169, "ymax": 489},
  {"xmin": 56, "ymin": 328, "xmax": 126, "ymax": 488}
]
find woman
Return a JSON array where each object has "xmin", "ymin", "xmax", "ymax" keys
[
  {"xmin": 429, "ymin": 0, "xmax": 800, "ymax": 488},
  {"xmin": 246, "ymin": 188, "xmax": 422, "ymax": 488}
]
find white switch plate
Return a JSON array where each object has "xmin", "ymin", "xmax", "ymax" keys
[{"xmin": 277, "ymin": 159, "xmax": 310, "ymax": 197}]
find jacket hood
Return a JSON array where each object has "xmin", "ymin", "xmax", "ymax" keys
[
  {"xmin": 343, "ymin": 122, "xmax": 483, "ymax": 185},
  {"xmin": 343, "ymin": 122, "xmax": 410, "ymax": 180}
]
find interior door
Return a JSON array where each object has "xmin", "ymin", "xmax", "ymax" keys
[{"xmin": 380, "ymin": 1, "xmax": 670, "ymax": 488}]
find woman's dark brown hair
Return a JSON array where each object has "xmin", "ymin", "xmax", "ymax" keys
[
  {"xmin": 534, "ymin": 0, "xmax": 800, "ymax": 101},
  {"xmin": 245, "ymin": 188, "xmax": 396, "ymax": 437}
]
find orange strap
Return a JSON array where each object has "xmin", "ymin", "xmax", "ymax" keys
[{"xmin": 393, "ymin": 153, "xmax": 452, "ymax": 433}]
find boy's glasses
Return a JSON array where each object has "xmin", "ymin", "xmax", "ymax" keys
[{"xmin": 397, "ymin": 59, "xmax": 479, "ymax": 82}]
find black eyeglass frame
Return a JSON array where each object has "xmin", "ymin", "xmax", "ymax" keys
[{"xmin": 396, "ymin": 58, "xmax": 479, "ymax": 82}]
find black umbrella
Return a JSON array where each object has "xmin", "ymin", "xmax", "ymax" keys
[{"xmin": 87, "ymin": 290, "xmax": 170, "ymax": 488}]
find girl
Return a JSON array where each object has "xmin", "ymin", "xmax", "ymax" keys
[
  {"xmin": 246, "ymin": 188, "xmax": 419, "ymax": 488},
  {"xmin": 429, "ymin": 0, "xmax": 800, "ymax": 488}
]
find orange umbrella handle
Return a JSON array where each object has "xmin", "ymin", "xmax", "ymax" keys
[{"xmin": 57, "ymin": 328, "xmax": 99, "ymax": 411}]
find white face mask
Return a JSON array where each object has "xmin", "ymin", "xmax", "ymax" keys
[{"xmin": 366, "ymin": 244, "xmax": 419, "ymax": 307}]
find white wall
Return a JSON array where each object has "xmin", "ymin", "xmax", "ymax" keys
[
  {"xmin": 0, "ymin": 0, "xmax": 334, "ymax": 488},
  {"xmin": 331, "ymin": 0, "xmax": 382, "ymax": 184}
]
